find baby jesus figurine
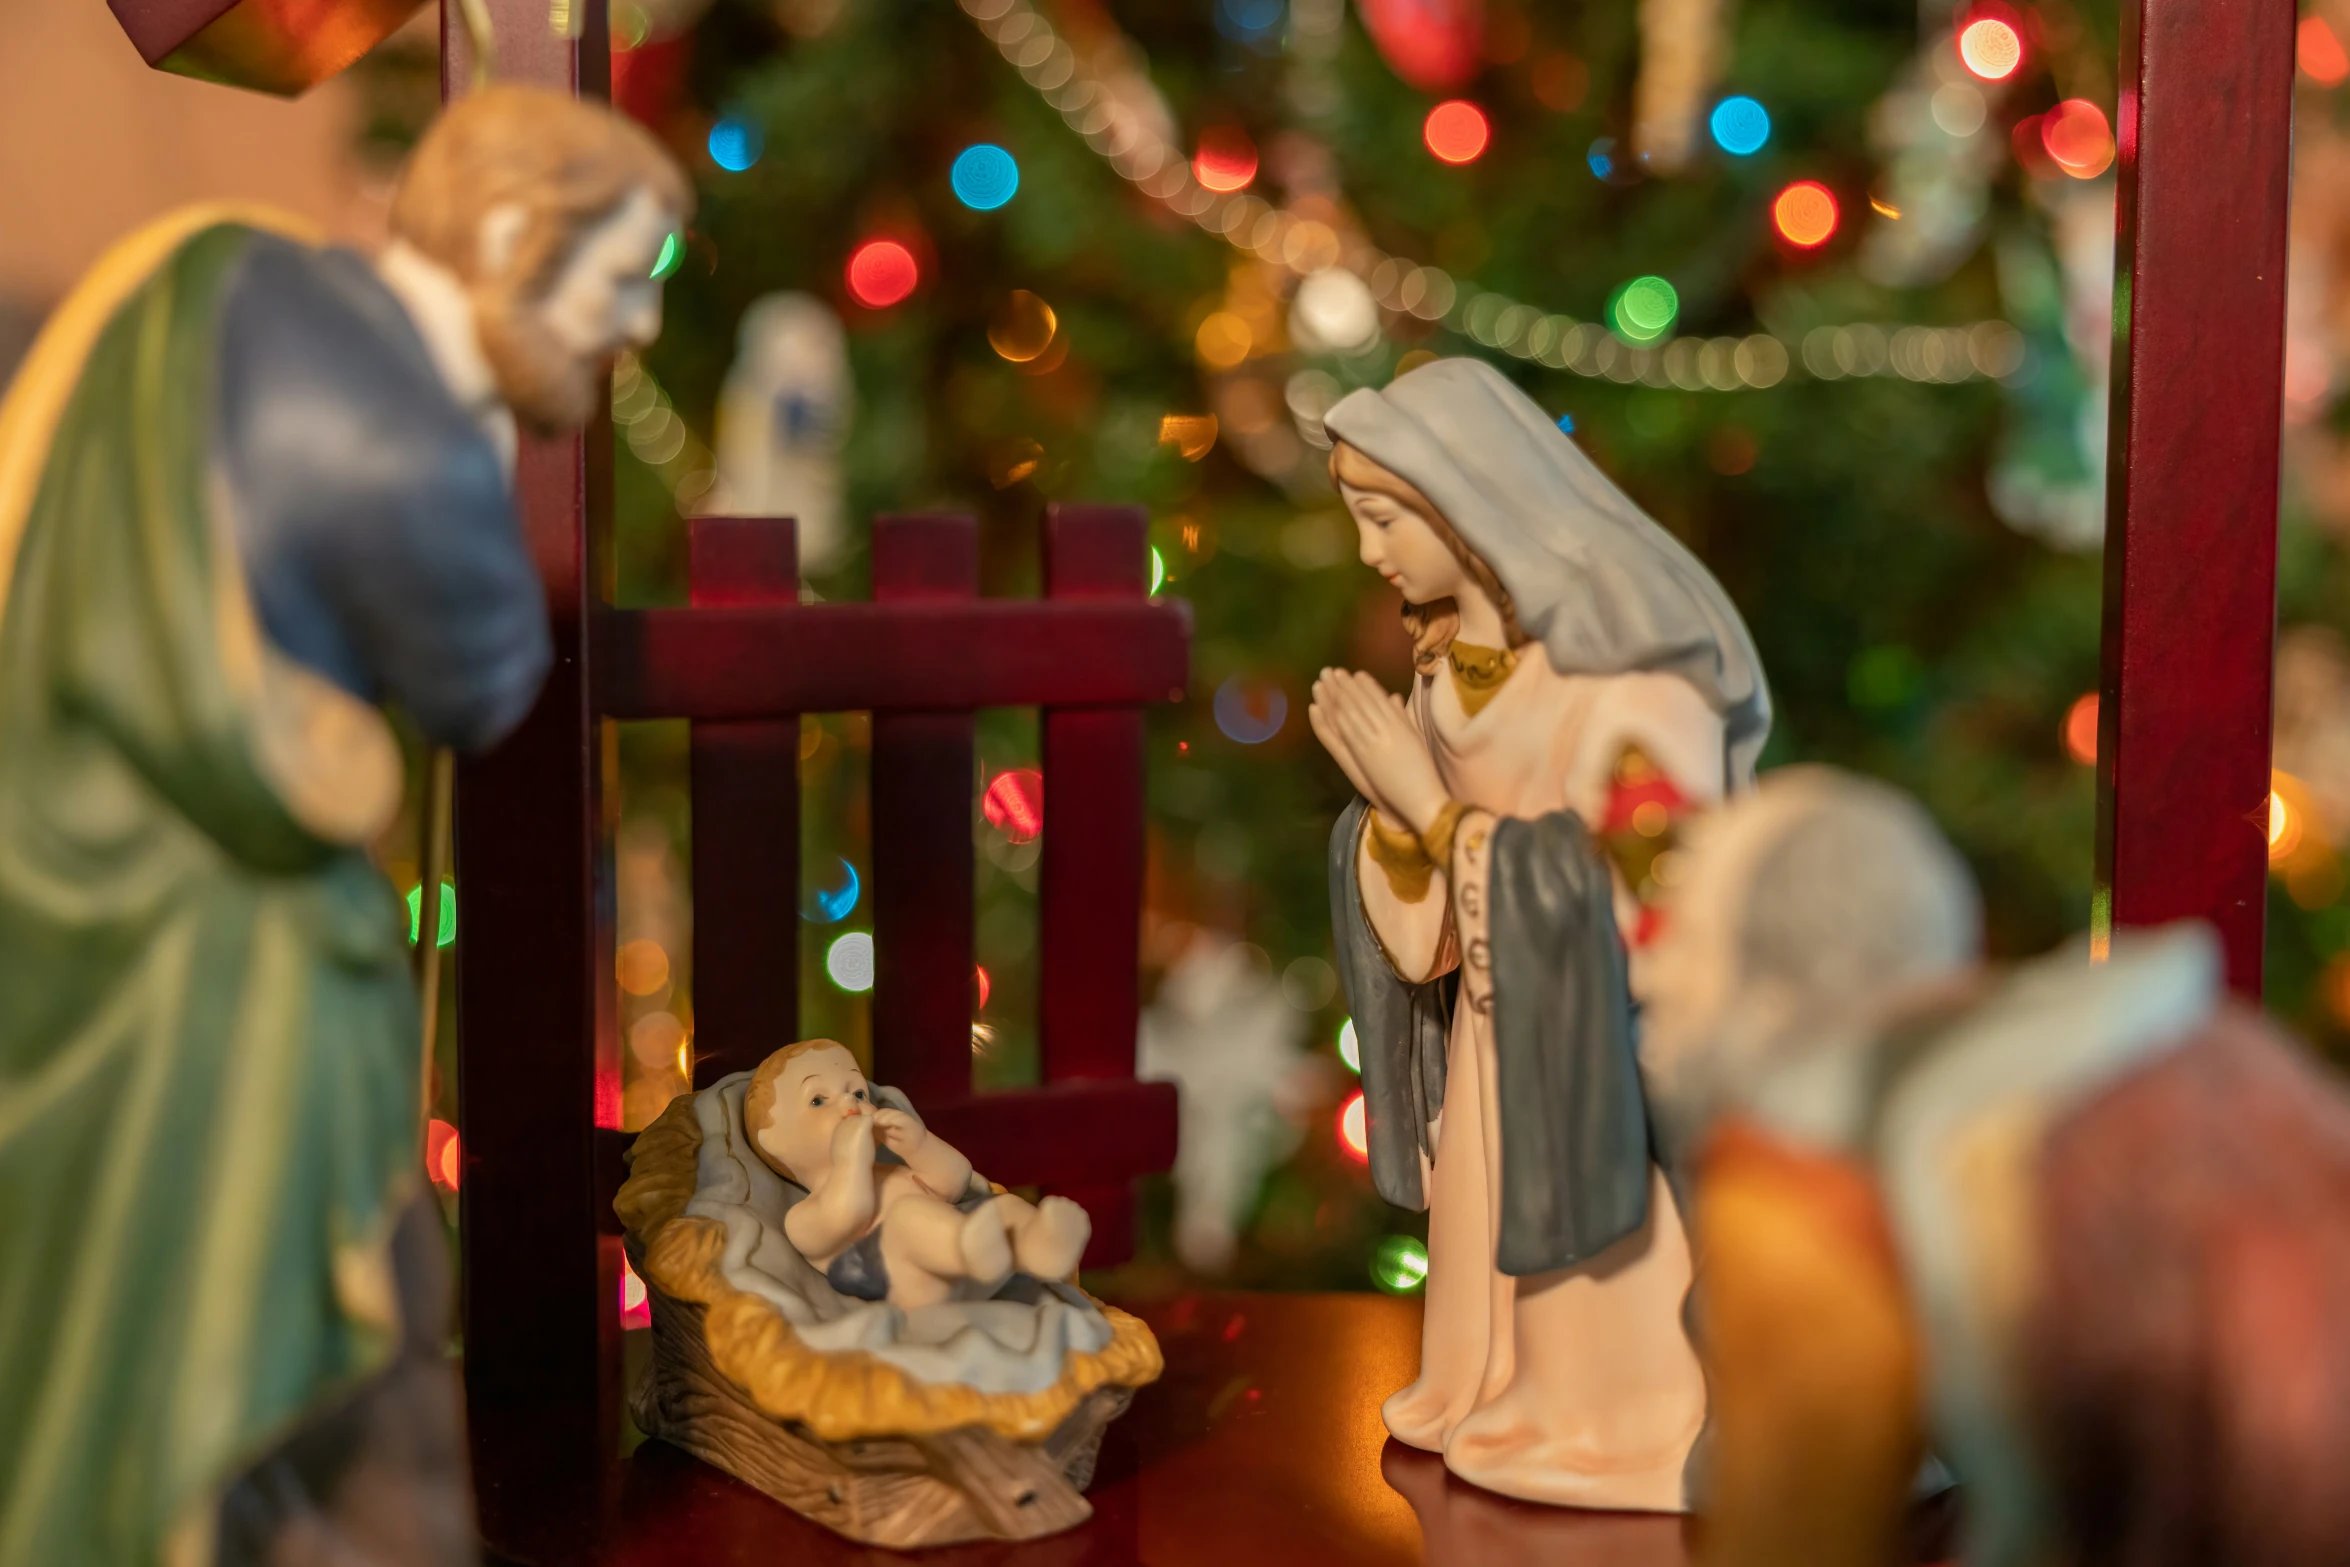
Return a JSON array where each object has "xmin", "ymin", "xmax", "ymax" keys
[{"xmin": 745, "ymin": 1040, "xmax": 1092, "ymax": 1309}]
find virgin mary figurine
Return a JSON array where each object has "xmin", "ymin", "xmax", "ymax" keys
[{"xmin": 1309, "ymin": 357, "xmax": 1769, "ymax": 1508}]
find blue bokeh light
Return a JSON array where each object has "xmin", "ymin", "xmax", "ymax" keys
[
  {"xmin": 1212, "ymin": 676, "xmax": 1288, "ymax": 744},
  {"xmin": 1710, "ymin": 96, "xmax": 1771, "ymax": 156},
  {"xmin": 708, "ymin": 116, "xmax": 764, "ymax": 172},
  {"xmin": 1587, "ymin": 136, "xmax": 1616, "ymax": 180},
  {"xmin": 802, "ymin": 856, "xmax": 861, "ymax": 923},
  {"xmin": 1556, "ymin": 413, "xmax": 1576, "ymax": 434},
  {"xmin": 951, "ymin": 143, "xmax": 1020, "ymax": 210},
  {"xmin": 1215, "ymin": 0, "xmax": 1283, "ymax": 46}
]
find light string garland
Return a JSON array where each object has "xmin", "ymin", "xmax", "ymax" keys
[{"xmin": 955, "ymin": 0, "xmax": 2024, "ymax": 390}]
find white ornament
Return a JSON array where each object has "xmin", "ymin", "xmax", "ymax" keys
[
  {"xmin": 1136, "ymin": 934, "xmax": 1326, "ymax": 1273},
  {"xmin": 715, "ymin": 293, "xmax": 854, "ymax": 574}
]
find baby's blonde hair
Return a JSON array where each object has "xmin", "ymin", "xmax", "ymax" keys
[{"xmin": 742, "ymin": 1038, "xmax": 855, "ymax": 1180}]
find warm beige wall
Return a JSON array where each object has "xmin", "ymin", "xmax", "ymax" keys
[{"xmin": 0, "ymin": 1, "xmax": 402, "ymax": 305}]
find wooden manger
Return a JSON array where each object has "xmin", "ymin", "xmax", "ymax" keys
[{"xmin": 612, "ymin": 1092, "xmax": 1162, "ymax": 1547}]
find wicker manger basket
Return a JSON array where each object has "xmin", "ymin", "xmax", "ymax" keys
[{"xmin": 614, "ymin": 1094, "xmax": 1163, "ymax": 1549}]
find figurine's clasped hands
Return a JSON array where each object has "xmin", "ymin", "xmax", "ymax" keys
[
  {"xmin": 871, "ymin": 1106, "xmax": 928, "ymax": 1157},
  {"xmin": 1309, "ymin": 669, "xmax": 1451, "ymax": 836}
]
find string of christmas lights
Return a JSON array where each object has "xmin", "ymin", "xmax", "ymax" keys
[{"xmin": 955, "ymin": 0, "xmax": 2024, "ymax": 391}]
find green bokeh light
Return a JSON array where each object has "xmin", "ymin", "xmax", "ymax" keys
[
  {"xmin": 1607, "ymin": 275, "xmax": 1679, "ymax": 343},
  {"xmin": 407, "ymin": 879, "xmax": 456, "ymax": 948},
  {"xmin": 1150, "ymin": 546, "xmax": 1167, "ymax": 593},
  {"xmin": 1370, "ymin": 1234, "xmax": 1429, "ymax": 1293},
  {"xmin": 650, "ymin": 231, "xmax": 684, "ymax": 282}
]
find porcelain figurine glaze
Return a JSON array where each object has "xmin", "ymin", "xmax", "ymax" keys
[
  {"xmin": 1641, "ymin": 768, "xmax": 2350, "ymax": 1567},
  {"xmin": 744, "ymin": 1039, "xmax": 1091, "ymax": 1309},
  {"xmin": 1310, "ymin": 357, "xmax": 1771, "ymax": 1509},
  {"xmin": 616, "ymin": 1044, "xmax": 1162, "ymax": 1548},
  {"xmin": 0, "ymin": 87, "xmax": 686, "ymax": 1567}
]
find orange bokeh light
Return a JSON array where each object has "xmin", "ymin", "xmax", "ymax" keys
[
  {"xmin": 846, "ymin": 239, "xmax": 919, "ymax": 309},
  {"xmin": 1192, "ymin": 127, "xmax": 1259, "ymax": 192},
  {"xmin": 1423, "ymin": 100, "xmax": 1492, "ymax": 164},
  {"xmin": 2063, "ymin": 692, "xmax": 2098, "ymax": 765},
  {"xmin": 1772, "ymin": 181, "xmax": 1840, "ymax": 248},
  {"xmin": 1338, "ymin": 1092, "xmax": 1370, "ymax": 1162},
  {"xmin": 1957, "ymin": 17, "xmax": 2023, "ymax": 80},
  {"xmin": 2041, "ymin": 100, "xmax": 2115, "ymax": 179},
  {"xmin": 2302, "ymin": 16, "xmax": 2350, "ymax": 85},
  {"xmin": 427, "ymin": 1118, "xmax": 461, "ymax": 1192}
]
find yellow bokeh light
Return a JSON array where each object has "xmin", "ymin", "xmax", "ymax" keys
[
  {"xmin": 2269, "ymin": 791, "xmax": 2300, "ymax": 860},
  {"xmin": 1195, "ymin": 311, "xmax": 1254, "ymax": 370},
  {"xmin": 616, "ymin": 938, "xmax": 671, "ymax": 996},
  {"xmin": 1957, "ymin": 18, "xmax": 2022, "ymax": 81},
  {"xmin": 1158, "ymin": 413, "xmax": 1218, "ymax": 460},
  {"xmin": 987, "ymin": 290, "xmax": 1058, "ymax": 363}
]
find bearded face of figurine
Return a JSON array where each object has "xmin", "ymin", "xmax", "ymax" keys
[
  {"xmin": 471, "ymin": 184, "xmax": 677, "ymax": 433},
  {"xmin": 388, "ymin": 86, "xmax": 693, "ymax": 435}
]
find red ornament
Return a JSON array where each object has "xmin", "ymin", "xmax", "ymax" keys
[
  {"xmin": 612, "ymin": 33, "xmax": 692, "ymax": 128},
  {"xmin": 1357, "ymin": 0, "xmax": 1485, "ymax": 92}
]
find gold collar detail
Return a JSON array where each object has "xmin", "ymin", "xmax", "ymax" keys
[{"xmin": 1447, "ymin": 641, "xmax": 1517, "ymax": 718}]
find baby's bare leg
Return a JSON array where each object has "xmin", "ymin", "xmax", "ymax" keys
[
  {"xmin": 877, "ymin": 1192, "xmax": 1012, "ymax": 1309},
  {"xmin": 987, "ymin": 1193, "xmax": 1091, "ymax": 1282}
]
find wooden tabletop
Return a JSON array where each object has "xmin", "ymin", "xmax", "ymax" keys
[{"xmin": 547, "ymin": 1291, "xmax": 1948, "ymax": 1566}]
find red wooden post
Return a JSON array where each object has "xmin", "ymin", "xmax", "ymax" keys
[
  {"xmin": 1039, "ymin": 505, "xmax": 1152, "ymax": 1264},
  {"xmin": 870, "ymin": 516, "xmax": 980, "ymax": 1105},
  {"xmin": 445, "ymin": 3, "xmax": 622, "ymax": 1556},
  {"xmin": 688, "ymin": 518, "xmax": 801, "ymax": 1084},
  {"xmin": 2095, "ymin": 0, "xmax": 2294, "ymax": 993}
]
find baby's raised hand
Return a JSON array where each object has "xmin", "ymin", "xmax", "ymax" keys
[
  {"xmin": 829, "ymin": 1107, "xmax": 875, "ymax": 1165},
  {"xmin": 871, "ymin": 1106, "xmax": 928, "ymax": 1155}
]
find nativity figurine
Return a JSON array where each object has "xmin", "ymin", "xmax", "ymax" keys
[
  {"xmin": 615, "ymin": 1042, "xmax": 1161, "ymax": 1549},
  {"xmin": 1311, "ymin": 356, "xmax": 1771, "ymax": 1509},
  {"xmin": 0, "ymin": 86, "xmax": 687, "ymax": 1567},
  {"xmin": 745, "ymin": 1038, "xmax": 1092, "ymax": 1308},
  {"xmin": 1639, "ymin": 766, "xmax": 2350, "ymax": 1567}
]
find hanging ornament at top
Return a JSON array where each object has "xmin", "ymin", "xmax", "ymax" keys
[
  {"xmin": 1356, "ymin": 0, "xmax": 1484, "ymax": 92},
  {"xmin": 107, "ymin": 0, "xmax": 426, "ymax": 96}
]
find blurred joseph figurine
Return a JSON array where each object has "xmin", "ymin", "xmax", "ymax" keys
[
  {"xmin": 1310, "ymin": 357, "xmax": 1770, "ymax": 1507},
  {"xmin": 0, "ymin": 89, "xmax": 686, "ymax": 1566},
  {"xmin": 1641, "ymin": 769, "xmax": 2350, "ymax": 1567}
]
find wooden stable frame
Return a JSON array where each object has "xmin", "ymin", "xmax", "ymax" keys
[
  {"xmin": 443, "ymin": 19, "xmax": 1181, "ymax": 1559},
  {"xmin": 427, "ymin": 0, "xmax": 2296, "ymax": 1557}
]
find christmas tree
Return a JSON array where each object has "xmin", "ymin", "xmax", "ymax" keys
[{"xmin": 362, "ymin": 0, "xmax": 2350, "ymax": 1290}]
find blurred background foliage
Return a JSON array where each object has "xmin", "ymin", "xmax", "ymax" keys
[{"xmin": 354, "ymin": 0, "xmax": 2350, "ymax": 1292}]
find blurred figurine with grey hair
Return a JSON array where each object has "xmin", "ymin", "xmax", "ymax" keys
[{"xmin": 1643, "ymin": 768, "xmax": 2350, "ymax": 1567}]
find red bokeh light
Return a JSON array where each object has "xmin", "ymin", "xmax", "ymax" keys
[
  {"xmin": 2041, "ymin": 99, "xmax": 2114, "ymax": 179},
  {"xmin": 1772, "ymin": 181, "xmax": 1840, "ymax": 248},
  {"xmin": 983, "ymin": 768, "xmax": 1044, "ymax": 843},
  {"xmin": 975, "ymin": 965, "xmax": 992, "ymax": 1010},
  {"xmin": 620, "ymin": 1254, "xmax": 650, "ymax": 1329},
  {"xmin": 427, "ymin": 1118, "xmax": 461, "ymax": 1192},
  {"xmin": 2301, "ymin": 16, "xmax": 2350, "ymax": 85},
  {"xmin": 1957, "ymin": 17, "xmax": 2023, "ymax": 80},
  {"xmin": 1423, "ymin": 100, "xmax": 1491, "ymax": 164},
  {"xmin": 846, "ymin": 239, "xmax": 919, "ymax": 309},
  {"xmin": 2010, "ymin": 113, "xmax": 2059, "ymax": 178},
  {"xmin": 1338, "ymin": 1092, "xmax": 1370, "ymax": 1162},
  {"xmin": 2063, "ymin": 693, "xmax": 2098, "ymax": 766},
  {"xmin": 1192, "ymin": 127, "xmax": 1259, "ymax": 192}
]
